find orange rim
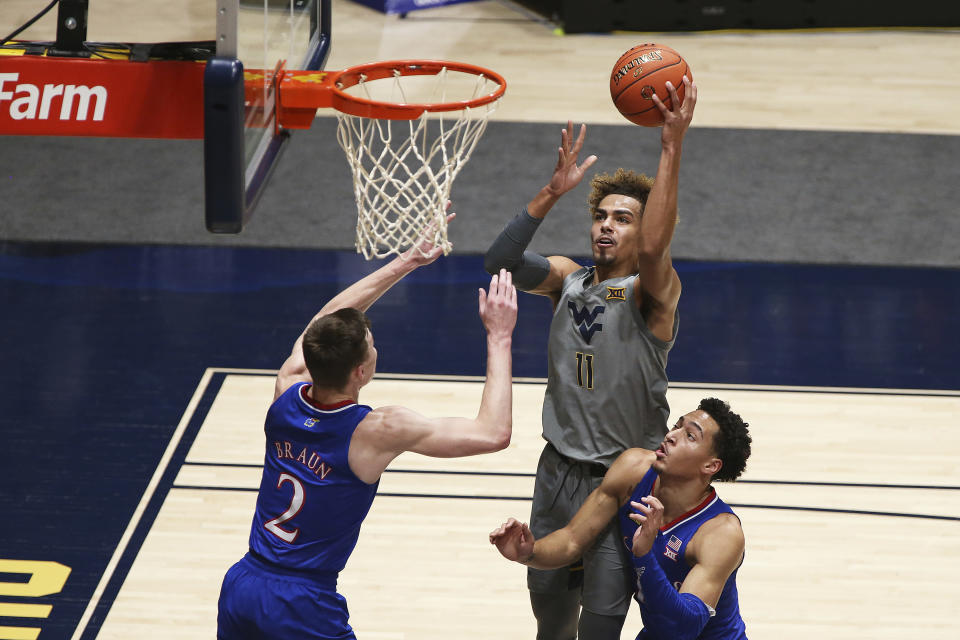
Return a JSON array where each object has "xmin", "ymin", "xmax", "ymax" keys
[{"xmin": 328, "ymin": 59, "xmax": 506, "ymax": 120}]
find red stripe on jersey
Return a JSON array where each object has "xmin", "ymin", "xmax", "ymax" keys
[
  {"xmin": 660, "ymin": 487, "xmax": 718, "ymax": 532},
  {"xmin": 300, "ymin": 385, "xmax": 356, "ymax": 411}
]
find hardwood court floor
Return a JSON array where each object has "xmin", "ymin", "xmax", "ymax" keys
[{"xmin": 93, "ymin": 372, "xmax": 960, "ymax": 640}]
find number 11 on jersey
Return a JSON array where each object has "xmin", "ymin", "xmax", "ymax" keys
[{"xmin": 575, "ymin": 352, "xmax": 595, "ymax": 390}]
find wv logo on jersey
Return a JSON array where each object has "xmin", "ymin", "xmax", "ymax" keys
[
  {"xmin": 568, "ymin": 302, "xmax": 604, "ymax": 344},
  {"xmin": 605, "ymin": 286, "xmax": 626, "ymax": 301}
]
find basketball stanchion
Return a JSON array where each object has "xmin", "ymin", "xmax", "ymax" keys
[{"xmin": 272, "ymin": 60, "xmax": 506, "ymax": 259}]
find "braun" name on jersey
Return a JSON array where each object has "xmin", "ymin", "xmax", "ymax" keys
[{"xmin": 272, "ymin": 440, "xmax": 333, "ymax": 480}]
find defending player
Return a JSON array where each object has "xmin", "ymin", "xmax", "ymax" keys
[
  {"xmin": 217, "ymin": 227, "xmax": 519, "ymax": 639},
  {"xmin": 490, "ymin": 398, "xmax": 751, "ymax": 640},
  {"xmin": 483, "ymin": 78, "xmax": 697, "ymax": 637}
]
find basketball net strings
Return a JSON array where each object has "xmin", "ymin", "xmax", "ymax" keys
[{"xmin": 336, "ymin": 68, "xmax": 499, "ymax": 259}]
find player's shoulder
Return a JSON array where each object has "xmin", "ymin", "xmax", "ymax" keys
[
  {"xmin": 611, "ymin": 447, "xmax": 657, "ymax": 472},
  {"xmin": 356, "ymin": 405, "xmax": 417, "ymax": 435},
  {"xmin": 603, "ymin": 448, "xmax": 656, "ymax": 499},
  {"xmin": 365, "ymin": 404, "xmax": 413, "ymax": 419},
  {"xmin": 548, "ymin": 255, "xmax": 583, "ymax": 275},
  {"xmin": 351, "ymin": 406, "xmax": 392, "ymax": 451},
  {"xmin": 690, "ymin": 512, "xmax": 745, "ymax": 565},
  {"xmin": 699, "ymin": 511, "xmax": 744, "ymax": 539},
  {"xmin": 634, "ymin": 265, "xmax": 682, "ymax": 311},
  {"xmin": 550, "ymin": 255, "xmax": 587, "ymax": 286},
  {"xmin": 272, "ymin": 377, "xmax": 307, "ymax": 404},
  {"xmin": 683, "ymin": 512, "xmax": 744, "ymax": 586},
  {"xmin": 274, "ymin": 367, "xmax": 312, "ymax": 401}
]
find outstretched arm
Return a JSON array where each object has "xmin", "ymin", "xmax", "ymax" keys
[
  {"xmin": 346, "ymin": 270, "xmax": 518, "ymax": 483},
  {"xmin": 634, "ymin": 77, "xmax": 697, "ymax": 341},
  {"xmin": 275, "ymin": 214, "xmax": 454, "ymax": 399},
  {"xmin": 490, "ymin": 448, "xmax": 653, "ymax": 568},
  {"xmin": 484, "ymin": 121, "xmax": 594, "ymax": 300}
]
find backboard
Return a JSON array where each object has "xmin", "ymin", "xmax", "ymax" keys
[{"xmin": 204, "ymin": 0, "xmax": 331, "ymax": 233}]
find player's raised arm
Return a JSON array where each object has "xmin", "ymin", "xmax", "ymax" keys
[
  {"xmin": 483, "ymin": 121, "xmax": 594, "ymax": 300},
  {"xmin": 346, "ymin": 270, "xmax": 518, "ymax": 483},
  {"xmin": 275, "ymin": 213, "xmax": 455, "ymax": 400},
  {"xmin": 632, "ymin": 77, "xmax": 696, "ymax": 340}
]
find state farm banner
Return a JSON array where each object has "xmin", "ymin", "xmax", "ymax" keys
[{"xmin": 0, "ymin": 55, "xmax": 206, "ymax": 139}]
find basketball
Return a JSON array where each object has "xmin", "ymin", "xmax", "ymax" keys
[{"xmin": 609, "ymin": 44, "xmax": 692, "ymax": 127}]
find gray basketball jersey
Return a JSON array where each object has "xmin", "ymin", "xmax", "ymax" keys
[{"xmin": 541, "ymin": 266, "xmax": 677, "ymax": 465}]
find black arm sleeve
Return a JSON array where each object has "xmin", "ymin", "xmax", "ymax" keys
[{"xmin": 483, "ymin": 208, "xmax": 552, "ymax": 291}]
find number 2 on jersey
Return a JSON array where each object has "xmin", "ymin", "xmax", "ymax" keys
[
  {"xmin": 575, "ymin": 352, "xmax": 595, "ymax": 390},
  {"xmin": 264, "ymin": 473, "xmax": 304, "ymax": 543}
]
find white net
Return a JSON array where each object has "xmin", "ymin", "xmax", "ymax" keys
[{"xmin": 334, "ymin": 66, "xmax": 501, "ymax": 259}]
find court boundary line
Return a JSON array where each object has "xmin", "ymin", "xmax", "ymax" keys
[
  {"xmin": 70, "ymin": 368, "xmax": 220, "ymax": 640},
  {"xmin": 166, "ymin": 485, "xmax": 960, "ymax": 522},
  {"xmin": 179, "ymin": 461, "xmax": 960, "ymax": 491},
  {"xmin": 379, "ymin": 373, "xmax": 960, "ymax": 396},
  {"xmin": 193, "ymin": 369, "xmax": 960, "ymax": 397}
]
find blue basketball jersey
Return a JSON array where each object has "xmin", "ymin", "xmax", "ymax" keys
[
  {"xmin": 618, "ymin": 467, "xmax": 747, "ymax": 640},
  {"xmin": 248, "ymin": 382, "xmax": 378, "ymax": 573}
]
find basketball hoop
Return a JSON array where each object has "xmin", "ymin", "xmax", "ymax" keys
[{"xmin": 278, "ymin": 60, "xmax": 506, "ymax": 259}]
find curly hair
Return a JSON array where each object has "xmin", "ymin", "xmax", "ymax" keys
[
  {"xmin": 698, "ymin": 397, "xmax": 752, "ymax": 482},
  {"xmin": 302, "ymin": 308, "xmax": 372, "ymax": 390},
  {"xmin": 587, "ymin": 168, "xmax": 655, "ymax": 215}
]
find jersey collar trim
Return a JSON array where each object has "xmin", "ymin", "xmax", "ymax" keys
[
  {"xmin": 660, "ymin": 487, "xmax": 719, "ymax": 534},
  {"xmin": 298, "ymin": 384, "xmax": 357, "ymax": 413}
]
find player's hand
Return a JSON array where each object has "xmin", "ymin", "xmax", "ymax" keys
[
  {"xmin": 479, "ymin": 269, "xmax": 518, "ymax": 339},
  {"xmin": 628, "ymin": 495, "xmax": 664, "ymax": 557},
  {"xmin": 545, "ymin": 120, "xmax": 598, "ymax": 198},
  {"xmin": 489, "ymin": 517, "xmax": 535, "ymax": 564},
  {"xmin": 404, "ymin": 206, "xmax": 456, "ymax": 266},
  {"xmin": 653, "ymin": 76, "xmax": 696, "ymax": 148}
]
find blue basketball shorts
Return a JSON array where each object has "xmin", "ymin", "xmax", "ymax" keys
[{"xmin": 217, "ymin": 552, "xmax": 354, "ymax": 640}]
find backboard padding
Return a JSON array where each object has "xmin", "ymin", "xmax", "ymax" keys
[{"xmin": 204, "ymin": 0, "xmax": 329, "ymax": 233}]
